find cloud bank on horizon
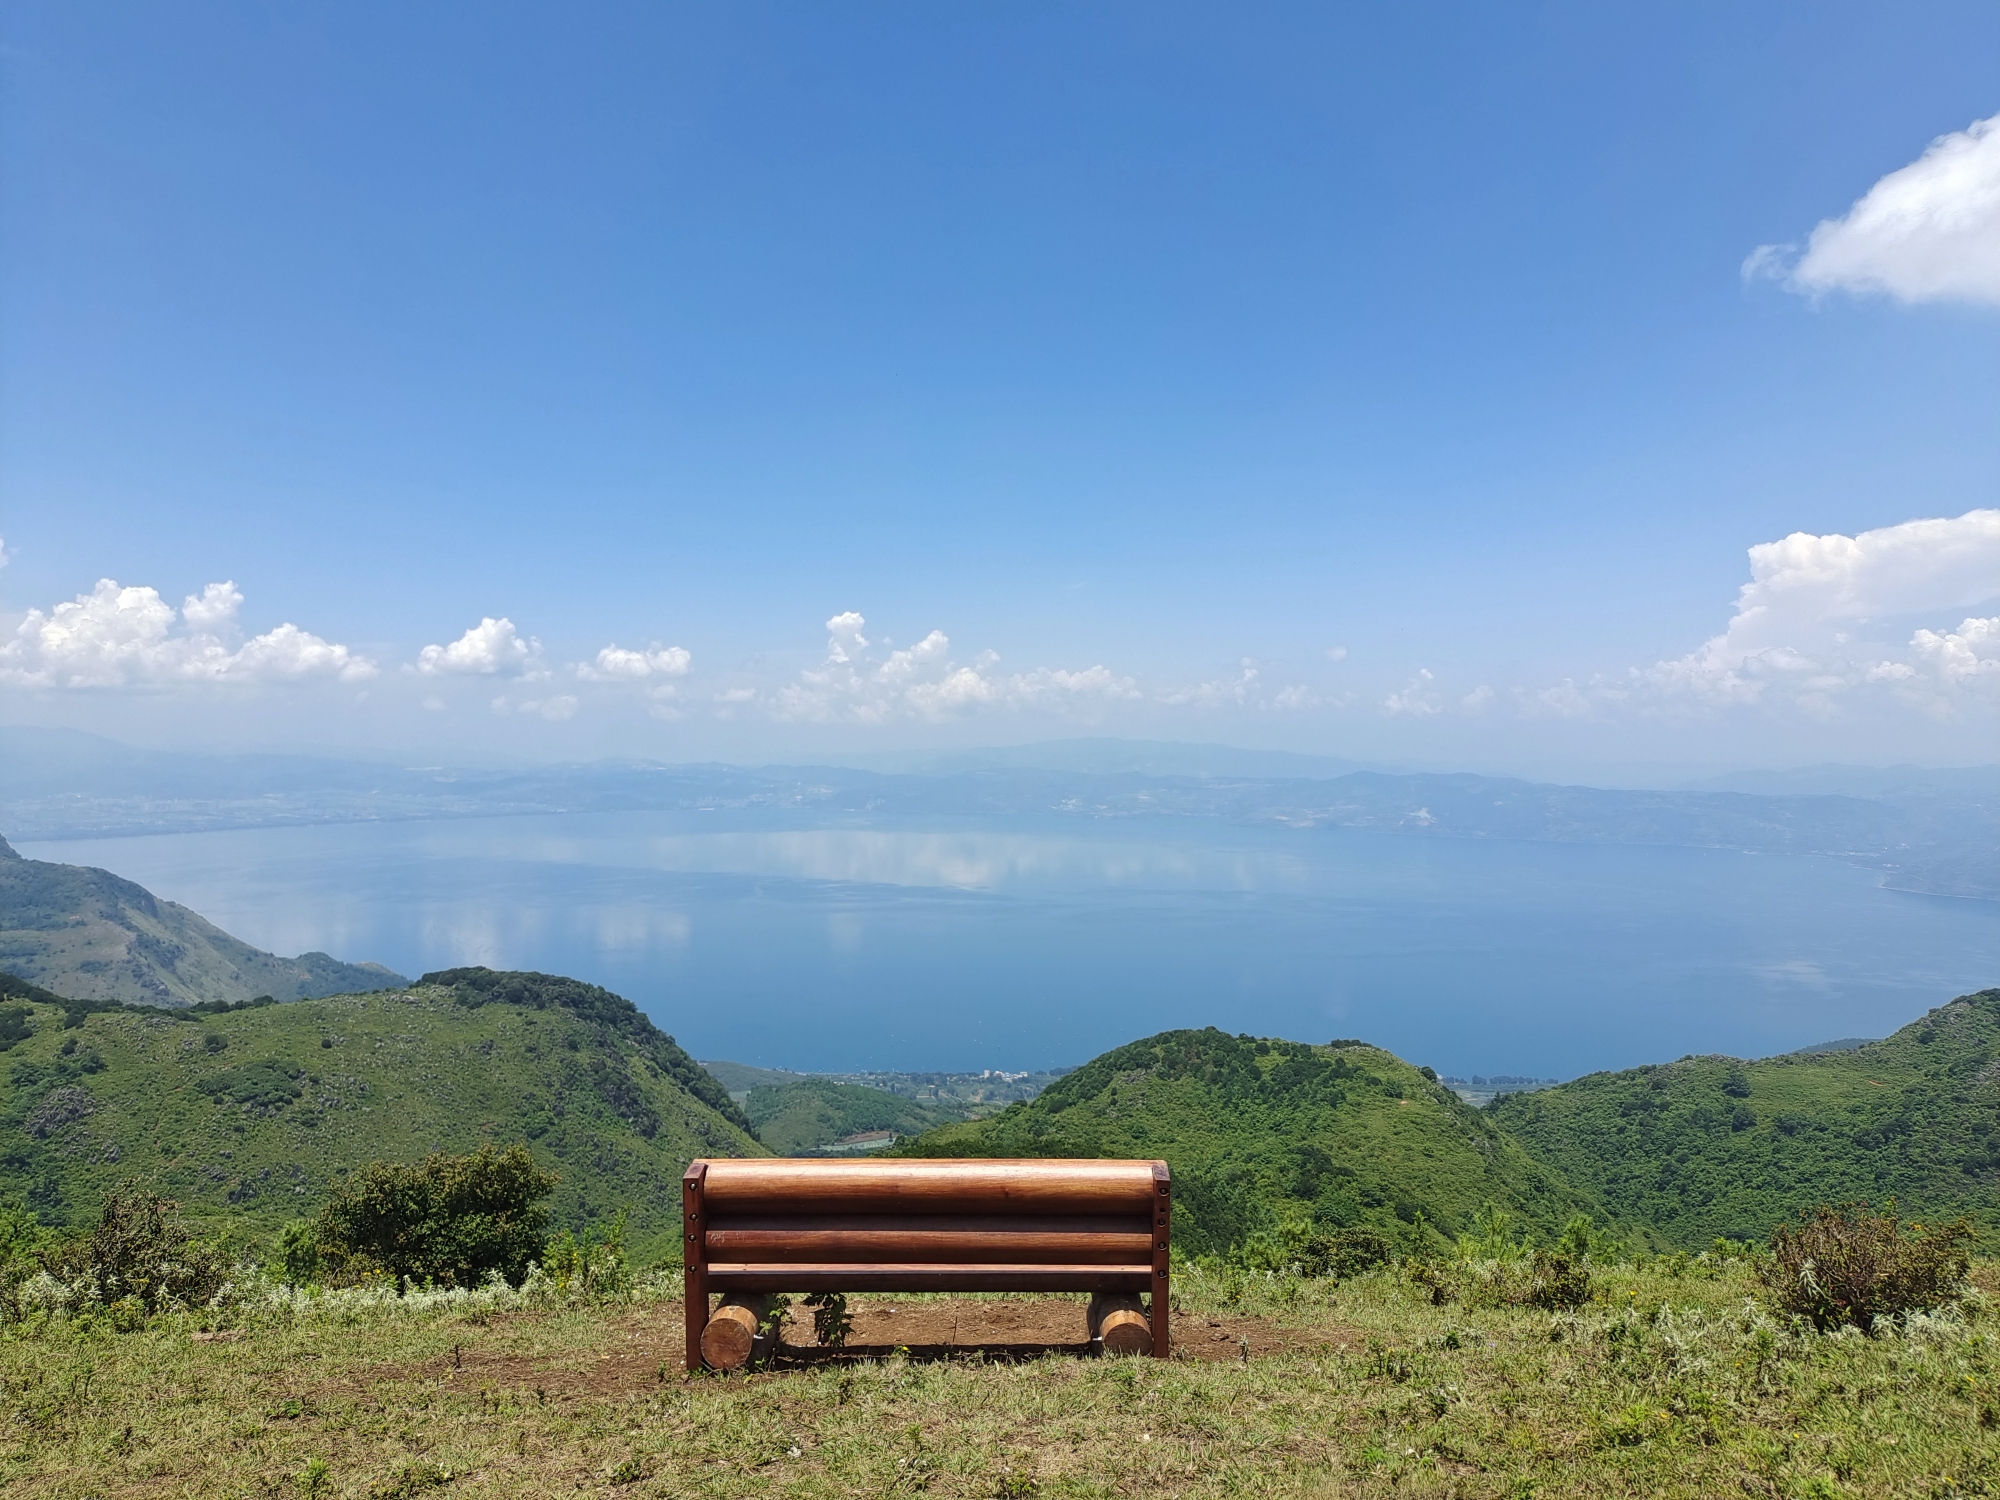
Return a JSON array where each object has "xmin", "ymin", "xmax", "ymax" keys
[{"xmin": 2, "ymin": 511, "xmax": 1994, "ymax": 737}]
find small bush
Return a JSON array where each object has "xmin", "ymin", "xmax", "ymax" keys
[
  {"xmin": 273, "ymin": 1220, "xmax": 320, "ymax": 1286},
  {"xmin": 1408, "ymin": 1249, "xmax": 1593, "ymax": 1311},
  {"xmin": 540, "ymin": 1210, "xmax": 627, "ymax": 1297},
  {"xmin": 1302, "ymin": 1227, "xmax": 1394, "ymax": 1280},
  {"xmin": 1555, "ymin": 1215, "xmax": 1625, "ymax": 1263},
  {"xmin": 316, "ymin": 1143, "xmax": 557, "ymax": 1291},
  {"xmin": 804, "ymin": 1291, "xmax": 854, "ymax": 1348},
  {"xmin": 1758, "ymin": 1203, "xmax": 1972, "ymax": 1331},
  {"xmin": 1518, "ymin": 1249, "xmax": 1592, "ymax": 1310},
  {"xmin": 39, "ymin": 1184, "xmax": 229, "ymax": 1313}
]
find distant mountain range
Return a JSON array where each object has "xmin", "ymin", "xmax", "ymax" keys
[
  {"xmin": 4, "ymin": 729, "xmax": 1992, "ymax": 900},
  {"xmin": 0, "ymin": 834, "xmax": 404, "ymax": 1007}
]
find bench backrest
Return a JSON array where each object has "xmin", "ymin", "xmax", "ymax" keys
[{"xmin": 681, "ymin": 1158, "xmax": 1171, "ymax": 1364}]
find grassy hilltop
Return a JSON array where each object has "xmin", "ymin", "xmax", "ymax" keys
[
  {"xmin": 1492, "ymin": 988, "xmax": 2000, "ymax": 1247},
  {"xmin": 900, "ymin": 1027, "xmax": 1607, "ymax": 1253},
  {"xmin": 0, "ymin": 968, "xmax": 761, "ymax": 1259},
  {"xmin": 12, "ymin": 1248, "xmax": 2000, "ymax": 1498}
]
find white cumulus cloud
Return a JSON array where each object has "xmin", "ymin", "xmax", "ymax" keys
[
  {"xmin": 1158, "ymin": 662, "xmax": 1260, "ymax": 708},
  {"xmin": 575, "ymin": 643, "xmax": 692, "ymax": 681},
  {"xmin": 772, "ymin": 612, "xmax": 1138, "ymax": 722},
  {"xmin": 1912, "ymin": 615, "xmax": 2000, "ymax": 686},
  {"xmin": 0, "ymin": 578, "xmax": 375, "ymax": 688},
  {"xmin": 491, "ymin": 693, "xmax": 579, "ymax": 721},
  {"xmin": 1642, "ymin": 509, "xmax": 2000, "ymax": 708},
  {"xmin": 1749, "ymin": 111, "xmax": 2000, "ymax": 307},
  {"xmin": 525, "ymin": 694, "xmax": 578, "ymax": 721},
  {"xmin": 414, "ymin": 617, "xmax": 543, "ymax": 677},
  {"xmin": 1383, "ymin": 669, "xmax": 1441, "ymax": 717}
]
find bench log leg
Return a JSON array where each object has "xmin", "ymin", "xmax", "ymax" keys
[
  {"xmin": 701, "ymin": 1294, "xmax": 780, "ymax": 1371},
  {"xmin": 1088, "ymin": 1292, "xmax": 1154, "ymax": 1355}
]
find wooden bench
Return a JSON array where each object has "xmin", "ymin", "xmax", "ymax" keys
[{"xmin": 682, "ymin": 1157, "xmax": 1171, "ymax": 1370}]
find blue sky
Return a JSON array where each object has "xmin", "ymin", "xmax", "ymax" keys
[{"xmin": 2, "ymin": 1, "xmax": 1997, "ymax": 773}]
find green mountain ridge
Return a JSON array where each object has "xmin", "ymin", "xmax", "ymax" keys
[
  {"xmin": 0, "ymin": 834, "xmax": 405, "ymax": 1007},
  {"xmin": 1490, "ymin": 988, "xmax": 2000, "ymax": 1247},
  {"xmin": 897, "ymin": 1027, "xmax": 1607, "ymax": 1255},
  {"xmin": 0, "ymin": 967, "xmax": 763, "ymax": 1260}
]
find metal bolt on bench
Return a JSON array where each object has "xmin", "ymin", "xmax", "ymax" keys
[{"xmin": 682, "ymin": 1158, "xmax": 1171, "ymax": 1370}]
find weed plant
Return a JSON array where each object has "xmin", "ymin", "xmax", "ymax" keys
[{"xmin": 1759, "ymin": 1203, "xmax": 1974, "ymax": 1332}]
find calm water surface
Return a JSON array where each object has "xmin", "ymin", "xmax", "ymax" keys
[{"xmin": 21, "ymin": 813, "xmax": 2000, "ymax": 1078}]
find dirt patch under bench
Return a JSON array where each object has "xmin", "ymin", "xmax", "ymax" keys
[
  {"xmin": 354, "ymin": 1298, "xmax": 1351, "ymax": 1401},
  {"xmin": 775, "ymin": 1298, "xmax": 1332, "ymax": 1365}
]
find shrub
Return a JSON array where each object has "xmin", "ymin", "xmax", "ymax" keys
[
  {"xmin": 316, "ymin": 1144, "xmax": 557, "ymax": 1291},
  {"xmin": 1408, "ymin": 1248, "xmax": 1593, "ymax": 1311},
  {"xmin": 1555, "ymin": 1215, "xmax": 1625, "ymax": 1263},
  {"xmin": 273, "ymin": 1220, "xmax": 320, "ymax": 1286},
  {"xmin": 1518, "ymin": 1249, "xmax": 1593, "ymax": 1310},
  {"xmin": 1758, "ymin": 1203, "xmax": 1972, "ymax": 1331},
  {"xmin": 539, "ymin": 1211, "xmax": 627, "ymax": 1297},
  {"xmin": 1302, "ymin": 1227, "xmax": 1394, "ymax": 1280},
  {"xmin": 803, "ymin": 1291, "xmax": 854, "ymax": 1348},
  {"xmin": 39, "ymin": 1184, "xmax": 229, "ymax": 1313},
  {"xmin": 0, "ymin": 1199, "xmax": 46, "ymax": 1270}
]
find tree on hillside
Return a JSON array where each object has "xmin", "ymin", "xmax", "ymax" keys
[{"xmin": 316, "ymin": 1144, "xmax": 557, "ymax": 1290}]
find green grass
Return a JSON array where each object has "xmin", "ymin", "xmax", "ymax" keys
[
  {"xmin": 5, "ymin": 1256, "xmax": 2000, "ymax": 1496},
  {"xmin": 1492, "ymin": 988, "xmax": 2000, "ymax": 1247},
  {"xmin": 900, "ymin": 1028, "xmax": 1608, "ymax": 1254},
  {"xmin": 0, "ymin": 972, "xmax": 761, "ymax": 1261}
]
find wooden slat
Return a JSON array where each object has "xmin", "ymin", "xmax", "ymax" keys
[
  {"xmin": 706, "ymin": 1212, "xmax": 1149, "ymax": 1236},
  {"xmin": 705, "ymin": 1262, "xmax": 1155, "ymax": 1293},
  {"xmin": 704, "ymin": 1213, "xmax": 1151, "ymax": 1267},
  {"xmin": 698, "ymin": 1158, "xmax": 1157, "ymax": 1214},
  {"xmin": 705, "ymin": 1226, "xmax": 1152, "ymax": 1265}
]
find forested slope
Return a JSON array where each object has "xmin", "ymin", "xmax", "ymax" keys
[
  {"xmin": 900, "ymin": 1028, "xmax": 1606, "ymax": 1254},
  {"xmin": 0, "ymin": 967, "xmax": 762, "ymax": 1258},
  {"xmin": 1491, "ymin": 988, "xmax": 2000, "ymax": 1246}
]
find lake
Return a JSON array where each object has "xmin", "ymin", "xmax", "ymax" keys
[{"xmin": 19, "ymin": 812, "xmax": 2000, "ymax": 1079}]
